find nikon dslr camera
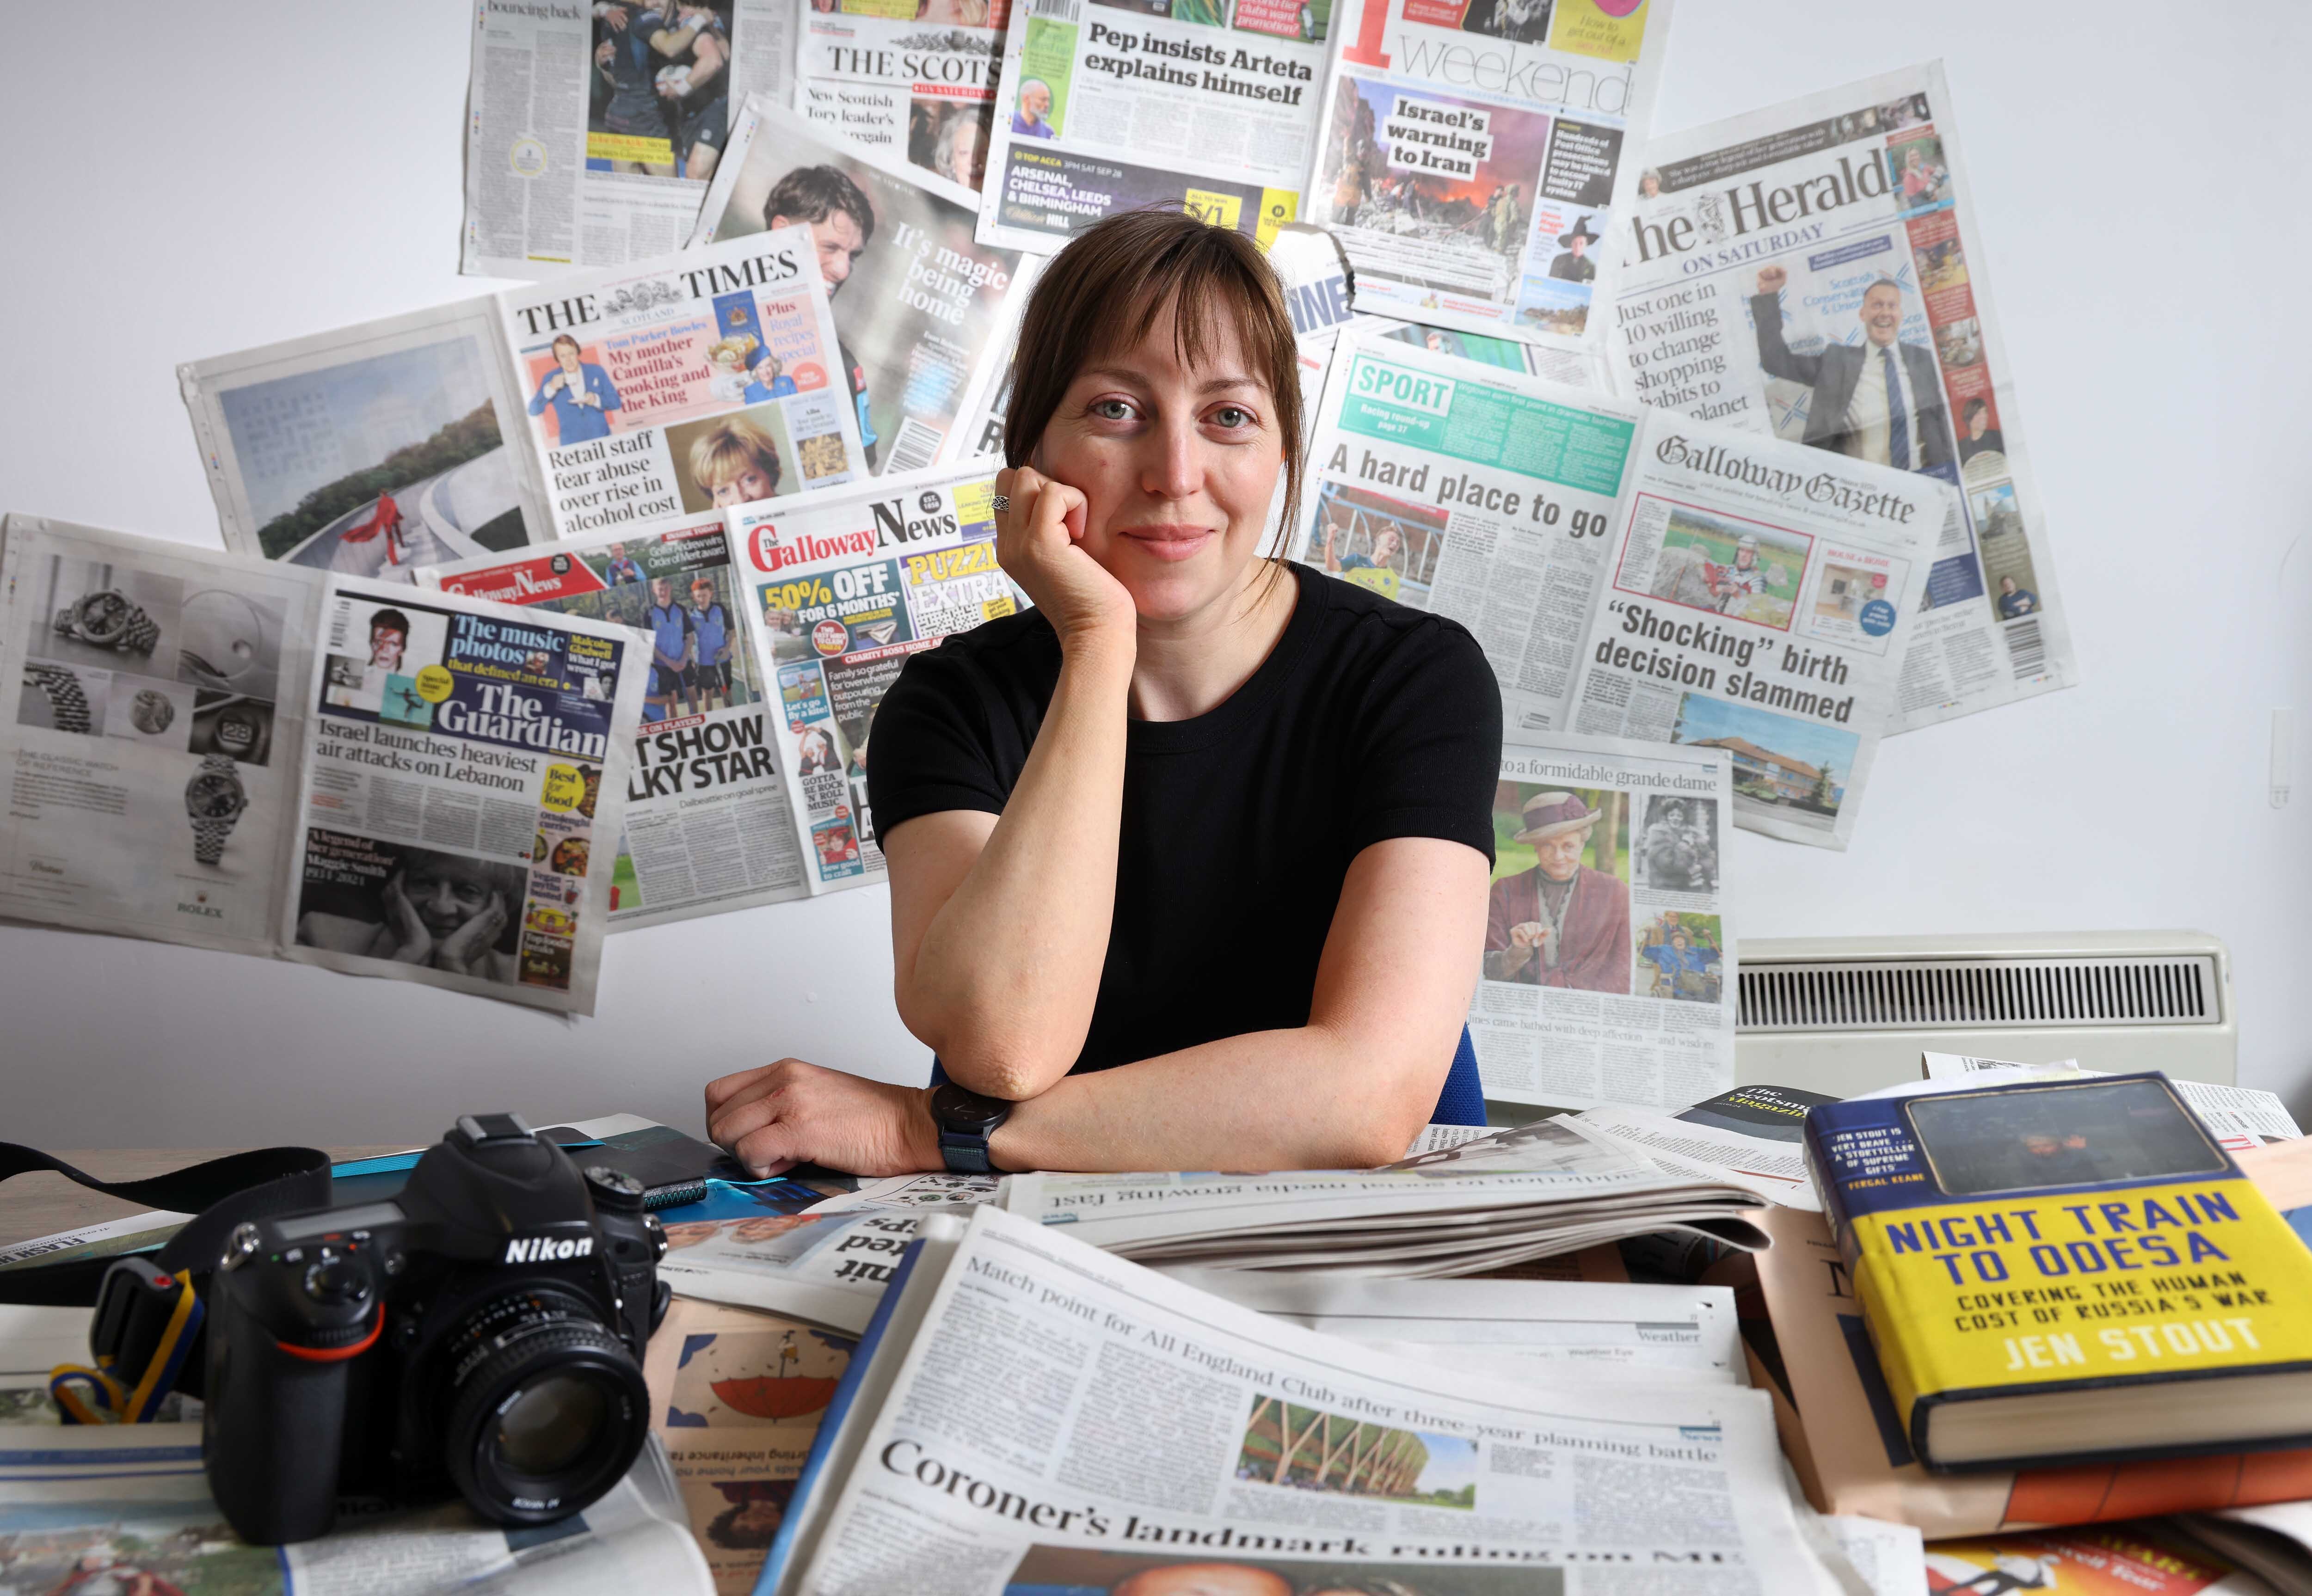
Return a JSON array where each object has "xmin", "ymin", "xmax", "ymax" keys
[{"xmin": 203, "ymin": 1113, "xmax": 670, "ymax": 1544}]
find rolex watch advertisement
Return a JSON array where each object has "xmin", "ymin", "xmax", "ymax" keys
[{"xmin": 0, "ymin": 514, "xmax": 649, "ymax": 1013}]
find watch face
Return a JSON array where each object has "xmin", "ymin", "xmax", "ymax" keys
[
  {"xmin": 187, "ymin": 773, "xmax": 243, "ymax": 818},
  {"xmin": 75, "ymin": 591, "xmax": 130, "ymax": 642},
  {"xmin": 131, "ymin": 690, "xmax": 175, "ymax": 735},
  {"xmin": 215, "ymin": 711, "xmax": 257, "ymax": 750}
]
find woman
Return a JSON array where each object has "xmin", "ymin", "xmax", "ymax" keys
[{"xmin": 706, "ymin": 210, "xmax": 1500, "ymax": 1177}]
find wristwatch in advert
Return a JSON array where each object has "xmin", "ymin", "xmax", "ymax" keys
[
  {"xmin": 931, "ymin": 1082, "xmax": 1012, "ymax": 1175},
  {"xmin": 54, "ymin": 589, "xmax": 160, "ymax": 656},
  {"xmin": 130, "ymin": 688, "xmax": 176, "ymax": 736},
  {"xmin": 24, "ymin": 663, "xmax": 93, "ymax": 734},
  {"xmin": 210, "ymin": 703, "xmax": 264, "ymax": 760},
  {"xmin": 184, "ymin": 753, "xmax": 249, "ymax": 866}
]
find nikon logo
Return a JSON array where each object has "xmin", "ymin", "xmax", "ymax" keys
[{"xmin": 503, "ymin": 1235, "xmax": 594, "ymax": 1264}]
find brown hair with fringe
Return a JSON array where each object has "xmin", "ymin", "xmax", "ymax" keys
[{"xmin": 1002, "ymin": 209, "xmax": 1303, "ymax": 555}]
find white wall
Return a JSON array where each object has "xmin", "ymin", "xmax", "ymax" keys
[{"xmin": 2, "ymin": 1, "xmax": 2307, "ymax": 1150}]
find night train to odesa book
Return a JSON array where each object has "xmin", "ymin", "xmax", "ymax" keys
[{"xmin": 1803, "ymin": 1072, "xmax": 2312, "ymax": 1471}]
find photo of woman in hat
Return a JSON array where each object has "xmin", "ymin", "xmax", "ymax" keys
[{"xmin": 1481, "ymin": 789, "xmax": 1630, "ymax": 993}]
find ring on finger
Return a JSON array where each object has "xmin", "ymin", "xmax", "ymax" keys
[{"xmin": 990, "ymin": 494, "xmax": 1010, "ymax": 514}]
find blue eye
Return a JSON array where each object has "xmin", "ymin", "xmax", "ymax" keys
[
  {"xmin": 1093, "ymin": 399, "xmax": 1135, "ymax": 421},
  {"xmin": 1212, "ymin": 405, "xmax": 1254, "ymax": 428}
]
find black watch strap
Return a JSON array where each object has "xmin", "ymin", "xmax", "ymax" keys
[{"xmin": 930, "ymin": 1081, "xmax": 1010, "ymax": 1175}]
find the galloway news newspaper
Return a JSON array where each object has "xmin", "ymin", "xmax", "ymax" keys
[
  {"xmin": 0, "ymin": 516, "xmax": 647, "ymax": 1013},
  {"xmin": 1299, "ymin": 330, "xmax": 1948, "ymax": 848},
  {"xmin": 692, "ymin": 94, "xmax": 1032, "ymax": 475},
  {"xmin": 1608, "ymin": 61, "xmax": 2075, "ymax": 733},
  {"xmin": 728, "ymin": 464, "xmax": 1026, "ymax": 893},
  {"xmin": 461, "ymin": 0, "xmax": 796, "ymax": 278},
  {"xmin": 418, "ymin": 513, "xmax": 808, "ymax": 930},
  {"xmin": 182, "ymin": 231, "xmax": 867, "ymax": 567},
  {"xmin": 1304, "ymin": 0, "xmax": 1673, "ymax": 364},
  {"xmin": 761, "ymin": 1205, "xmax": 1850, "ymax": 1596},
  {"xmin": 973, "ymin": 0, "xmax": 1329, "ymax": 254},
  {"xmin": 1471, "ymin": 730, "xmax": 1734, "ymax": 1111},
  {"xmin": 797, "ymin": 0, "xmax": 1008, "ymax": 191}
]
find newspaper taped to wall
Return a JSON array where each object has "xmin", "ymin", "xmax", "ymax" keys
[
  {"xmin": 1303, "ymin": 0, "xmax": 1673, "ymax": 363},
  {"xmin": 973, "ymin": 0, "xmax": 1328, "ymax": 254},
  {"xmin": 796, "ymin": 0, "xmax": 1008, "ymax": 191},
  {"xmin": 727, "ymin": 464, "xmax": 1027, "ymax": 892},
  {"xmin": 763, "ymin": 1203, "xmax": 1848, "ymax": 1596},
  {"xmin": 461, "ymin": 0, "xmax": 795, "ymax": 278},
  {"xmin": 1470, "ymin": 731, "xmax": 1734, "ymax": 1110},
  {"xmin": 419, "ymin": 516, "xmax": 807, "ymax": 929},
  {"xmin": 690, "ymin": 94, "xmax": 1033, "ymax": 475},
  {"xmin": 1609, "ymin": 62, "xmax": 2076, "ymax": 734}
]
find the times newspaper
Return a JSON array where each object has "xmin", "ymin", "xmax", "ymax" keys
[
  {"xmin": 1608, "ymin": 61, "xmax": 2076, "ymax": 734},
  {"xmin": 461, "ymin": 0, "xmax": 796, "ymax": 278},
  {"xmin": 418, "ymin": 515, "xmax": 808, "ymax": 930},
  {"xmin": 690, "ymin": 94, "xmax": 1033, "ymax": 476},
  {"xmin": 0, "ymin": 517, "xmax": 647, "ymax": 1013},
  {"xmin": 727, "ymin": 465, "xmax": 1026, "ymax": 894},
  {"xmin": 973, "ymin": 0, "xmax": 1328, "ymax": 254},
  {"xmin": 1470, "ymin": 732, "xmax": 1734, "ymax": 1111},
  {"xmin": 796, "ymin": 0, "xmax": 1009, "ymax": 192},
  {"xmin": 1302, "ymin": 0, "xmax": 1673, "ymax": 362},
  {"xmin": 764, "ymin": 1205, "xmax": 1848, "ymax": 1596}
]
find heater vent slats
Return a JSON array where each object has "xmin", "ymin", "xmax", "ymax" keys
[{"xmin": 1735, "ymin": 956, "xmax": 2219, "ymax": 1032}]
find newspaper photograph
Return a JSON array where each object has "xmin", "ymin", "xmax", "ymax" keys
[
  {"xmin": 179, "ymin": 299, "xmax": 546, "ymax": 582},
  {"xmin": 1302, "ymin": 0, "xmax": 1674, "ymax": 356},
  {"xmin": 728, "ymin": 465, "xmax": 1026, "ymax": 892},
  {"xmin": 657, "ymin": 1207, "xmax": 930, "ymax": 1332},
  {"xmin": 796, "ymin": 0, "xmax": 1008, "ymax": 190},
  {"xmin": 1608, "ymin": 61, "xmax": 2076, "ymax": 733},
  {"xmin": 283, "ymin": 575, "xmax": 647, "ymax": 1013},
  {"xmin": 973, "ymin": 0, "xmax": 1329, "ymax": 254},
  {"xmin": 419, "ymin": 514, "xmax": 807, "ymax": 930},
  {"xmin": 765, "ymin": 1204, "xmax": 1847, "ymax": 1596},
  {"xmin": 691, "ymin": 94, "xmax": 1032, "ymax": 474},
  {"xmin": 461, "ymin": 0, "xmax": 796, "ymax": 277},
  {"xmin": 1470, "ymin": 731, "xmax": 1734, "ymax": 1110}
]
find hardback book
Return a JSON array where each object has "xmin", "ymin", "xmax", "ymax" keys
[{"xmin": 1803, "ymin": 1072, "xmax": 2312, "ymax": 1472}]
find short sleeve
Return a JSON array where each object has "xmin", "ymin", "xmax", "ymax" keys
[
  {"xmin": 1341, "ymin": 619, "xmax": 1502, "ymax": 865},
  {"xmin": 865, "ymin": 645, "xmax": 1012, "ymax": 836}
]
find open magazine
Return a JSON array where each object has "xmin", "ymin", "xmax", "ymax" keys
[
  {"xmin": 182, "ymin": 231, "xmax": 866, "ymax": 571},
  {"xmin": 0, "ymin": 516, "xmax": 646, "ymax": 1013},
  {"xmin": 1609, "ymin": 61, "xmax": 2076, "ymax": 734},
  {"xmin": 689, "ymin": 94, "xmax": 1033, "ymax": 476},
  {"xmin": 1300, "ymin": 328, "xmax": 1952, "ymax": 847},
  {"xmin": 461, "ymin": 0, "xmax": 796, "ymax": 277},
  {"xmin": 419, "ymin": 514, "xmax": 809, "ymax": 929},
  {"xmin": 794, "ymin": 0, "xmax": 1009, "ymax": 192}
]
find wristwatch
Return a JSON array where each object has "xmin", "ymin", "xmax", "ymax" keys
[
  {"xmin": 930, "ymin": 1083, "xmax": 1012, "ymax": 1175},
  {"xmin": 184, "ymin": 753, "xmax": 249, "ymax": 866},
  {"xmin": 54, "ymin": 589, "xmax": 160, "ymax": 656},
  {"xmin": 130, "ymin": 688, "xmax": 176, "ymax": 736},
  {"xmin": 24, "ymin": 663, "xmax": 92, "ymax": 734}
]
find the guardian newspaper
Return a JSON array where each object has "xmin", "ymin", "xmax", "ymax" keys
[
  {"xmin": 796, "ymin": 0, "xmax": 1008, "ymax": 191},
  {"xmin": 418, "ymin": 515, "xmax": 808, "ymax": 929},
  {"xmin": 1608, "ymin": 61, "xmax": 2074, "ymax": 733},
  {"xmin": 1303, "ymin": 0, "xmax": 1673, "ymax": 362},
  {"xmin": 461, "ymin": 0, "xmax": 797, "ymax": 277}
]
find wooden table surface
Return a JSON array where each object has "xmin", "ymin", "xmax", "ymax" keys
[{"xmin": 0, "ymin": 1147, "xmax": 413, "ymax": 1250}]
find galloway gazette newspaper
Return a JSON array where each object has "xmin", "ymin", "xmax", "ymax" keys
[
  {"xmin": 0, "ymin": 516, "xmax": 646, "ymax": 1013},
  {"xmin": 1608, "ymin": 61, "xmax": 2076, "ymax": 733},
  {"xmin": 461, "ymin": 0, "xmax": 797, "ymax": 276},
  {"xmin": 418, "ymin": 514, "xmax": 808, "ymax": 929},
  {"xmin": 1298, "ymin": 329, "xmax": 1950, "ymax": 847}
]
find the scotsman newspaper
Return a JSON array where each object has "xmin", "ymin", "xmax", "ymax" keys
[
  {"xmin": 183, "ymin": 232, "xmax": 865, "ymax": 568},
  {"xmin": 796, "ymin": 0, "xmax": 1008, "ymax": 191},
  {"xmin": 974, "ymin": 0, "xmax": 1329, "ymax": 254},
  {"xmin": 1299, "ymin": 331, "xmax": 1948, "ymax": 847},
  {"xmin": 418, "ymin": 514, "xmax": 809, "ymax": 929},
  {"xmin": 1470, "ymin": 731, "xmax": 1734, "ymax": 1111},
  {"xmin": 461, "ymin": 0, "xmax": 796, "ymax": 277},
  {"xmin": 728, "ymin": 465, "xmax": 1026, "ymax": 893},
  {"xmin": 762, "ymin": 1205, "xmax": 1849, "ymax": 1596},
  {"xmin": 692, "ymin": 94, "xmax": 1032, "ymax": 475},
  {"xmin": 1304, "ymin": 0, "xmax": 1673, "ymax": 364},
  {"xmin": 1609, "ymin": 62, "xmax": 2075, "ymax": 733},
  {"xmin": 0, "ymin": 517, "xmax": 646, "ymax": 1013}
]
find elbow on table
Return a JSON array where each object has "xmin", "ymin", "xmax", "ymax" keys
[{"xmin": 898, "ymin": 1011, "xmax": 1075, "ymax": 1102}]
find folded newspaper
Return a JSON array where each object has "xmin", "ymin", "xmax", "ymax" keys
[
  {"xmin": 760, "ymin": 1202, "xmax": 1849, "ymax": 1595},
  {"xmin": 793, "ymin": 0, "xmax": 1007, "ymax": 192},
  {"xmin": 1002, "ymin": 1116, "xmax": 1773, "ymax": 1276},
  {"xmin": 0, "ymin": 516, "xmax": 646, "ymax": 1012}
]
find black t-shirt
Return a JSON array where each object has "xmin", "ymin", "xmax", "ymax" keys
[{"xmin": 867, "ymin": 562, "xmax": 1502, "ymax": 1074}]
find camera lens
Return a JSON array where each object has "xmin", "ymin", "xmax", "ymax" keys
[
  {"xmin": 443, "ymin": 1292, "xmax": 649, "ymax": 1525},
  {"xmin": 495, "ymin": 1373, "xmax": 610, "ymax": 1476}
]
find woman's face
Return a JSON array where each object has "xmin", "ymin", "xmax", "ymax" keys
[
  {"xmin": 712, "ymin": 465, "xmax": 777, "ymax": 507},
  {"xmin": 1034, "ymin": 301, "xmax": 1285, "ymax": 626},
  {"xmin": 407, "ymin": 866, "xmax": 492, "ymax": 936}
]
